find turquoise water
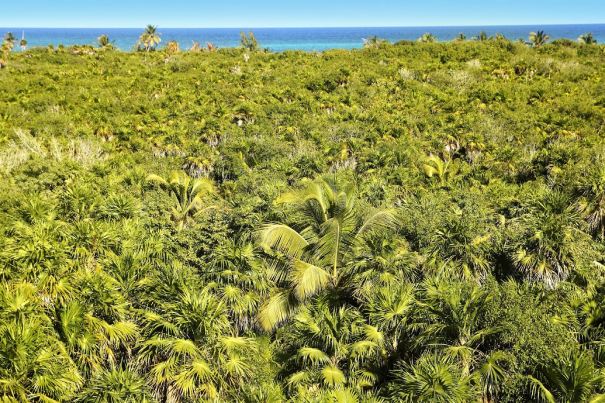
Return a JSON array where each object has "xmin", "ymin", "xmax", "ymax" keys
[{"xmin": 2, "ymin": 25, "xmax": 604, "ymax": 52}]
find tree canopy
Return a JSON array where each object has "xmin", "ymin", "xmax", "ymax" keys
[{"xmin": 1, "ymin": 34, "xmax": 605, "ymax": 401}]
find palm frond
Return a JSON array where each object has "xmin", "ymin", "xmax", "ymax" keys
[
  {"xmin": 298, "ymin": 347, "xmax": 330, "ymax": 366},
  {"xmin": 322, "ymin": 365, "xmax": 346, "ymax": 387},
  {"xmin": 357, "ymin": 208, "xmax": 398, "ymax": 237},
  {"xmin": 259, "ymin": 224, "xmax": 309, "ymax": 258},
  {"xmin": 527, "ymin": 375, "xmax": 556, "ymax": 403},
  {"xmin": 146, "ymin": 174, "xmax": 168, "ymax": 187},
  {"xmin": 258, "ymin": 291, "xmax": 295, "ymax": 331},
  {"xmin": 290, "ymin": 259, "xmax": 330, "ymax": 300}
]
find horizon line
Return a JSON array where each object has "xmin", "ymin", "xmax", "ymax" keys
[{"xmin": 2, "ymin": 22, "xmax": 605, "ymax": 30}]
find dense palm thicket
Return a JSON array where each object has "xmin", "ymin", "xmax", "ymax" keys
[{"xmin": 1, "ymin": 36, "xmax": 605, "ymax": 402}]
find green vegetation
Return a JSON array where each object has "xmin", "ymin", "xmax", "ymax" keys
[
  {"xmin": 1, "ymin": 32, "xmax": 605, "ymax": 401},
  {"xmin": 578, "ymin": 33, "xmax": 598, "ymax": 45},
  {"xmin": 418, "ymin": 33, "xmax": 437, "ymax": 43},
  {"xmin": 137, "ymin": 25, "xmax": 162, "ymax": 52},
  {"xmin": 476, "ymin": 31, "xmax": 489, "ymax": 41},
  {"xmin": 97, "ymin": 34, "xmax": 113, "ymax": 49},
  {"xmin": 1, "ymin": 32, "xmax": 16, "ymax": 68},
  {"xmin": 19, "ymin": 32, "xmax": 27, "ymax": 52},
  {"xmin": 529, "ymin": 30, "xmax": 550, "ymax": 47},
  {"xmin": 364, "ymin": 36, "xmax": 389, "ymax": 49},
  {"xmin": 240, "ymin": 32, "xmax": 260, "ymax": 52}
]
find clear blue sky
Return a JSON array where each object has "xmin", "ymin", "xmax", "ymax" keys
[{"xmin": 1, "ymin": 0, "xmax": 603, "ymax": 28}]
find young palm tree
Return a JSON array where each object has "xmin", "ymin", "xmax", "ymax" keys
[
  {"xmin": 570, "ymin": 273, "xmax": 605, "ymax": 347},
  {"xmin": 422, "ymin": 154, "xmax": 458, "ymax": 187},
  {"xmin": 528, "ymin": 351, "xmax": 604, "ymax": 403},
  {"xmin": 422, "ymin": 203, "xmax": 496, "ymax": 279},
  {"xmin": 418, "ymin": 33, "xmax": 437, "ymax": 43},
  {"xmin": 240, "ymin": 32, "xmax": 259, "ymax": 51},
  {"xmin": 137, "ymin": 25, "xmax": 161, "ymax": 52},
  {"xmin": 138, "ymin": 284, "xmax": 259, "ymax": 401},
  {"xmin": 19, "ymin": 31, "xmax": 27, "ymax": 51},
  {"xmin": 363, "ymin": 36, "xmax": 387, "ymax": 49},
  {"xmin": 165, "ymin": 40, "xmax": 180, "ymax": 54},
  {"xmin": 77, "ymin": 368, "xmax": 151, "ymax": 402},
  {"xmin": 529, "ymin": 30, "xmax": 550, "ymax": 47},
  {"xmin": 1, "ymin": 32, "xmax": 16, "ymax": 64},
  {"xmin": 97, "ymin": 34, "xmax": 111, "ymax": 48},
  {"xmin": 358, "ymin": 279, "xmax": 416, "ymax": 353},
  {"xmin": 207, "ymin": 239, "xmax": 271, "ymax": 331},
  {"xmin": 455, "ymin": 33, "xmax": 467, "ymax": 41},
  {"xmin": 387, "ymin": 354, "xmax": 478, "ymax": 402},
  {"xmin": 477, "ymin": 351, "xmax": 510, "ymax": 403},
  {"xmin": 56, "ymin": 299, "xmax": 139, "ymax": 376},
  {"xmin": 258, "ymin": 177, "xmax": 397, "ymax": 330},
  {"xmin": 512, "ymin": 192, "xmax": 589, "ymax": 287},
  {"xmin": 578, "ymin": 32, "xmax": 598, "ymax": 45},
  {"xmin": 1, "ymin": 211, "xmax": 69, "ymax": 284},
  {"xmin": 283, "ymin": 301, "xmax": 383, "ymax": 397},
  {"xmin": 3, "ymin": 32, "xmax": 16, "ymax": 50},
  {"xmin": 475, "ymin": 31, "xmax": 489, "ymax": 41},
  {"xmin": 0, "ymin": 282, "xmax": 82, "ymax": 400},
  {"xmin": 189, "ymin": 41, "xmax": 202, "ymax": 52},
  {"xmin": 577, "ymin": 162, "xmax": 605, "ymax": 238},
  {"xmin": 417, "ymin": 280, "xmax": 500, "ymax": 375},
  {"xmin": 146, "ymin": 171, "xmax": 216, "ymax": 231}
]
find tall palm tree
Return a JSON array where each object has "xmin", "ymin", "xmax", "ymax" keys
[
  {"xmin": 257, "ymin": 177, "xmax": 397, "ymax": 330},
  {"xmin": 529, "ymin": 30, "xmax": 550, "ymax": 47},
  {"xmin": 137, "ymin": 25, "xmax": 161, "ymax": 52},
  {"xmin": 578, "ymin": 33, "xmax": 598, "ymax": 45},
  {"xmin": 146, "ymin": 171, "xmax": 216, "ymax": 231}
]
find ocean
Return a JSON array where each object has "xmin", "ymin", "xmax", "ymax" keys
[{"xmin": 2, "ymin": 25, "xmax": 604, "ymax": 52}]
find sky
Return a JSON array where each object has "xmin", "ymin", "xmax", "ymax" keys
[{"xmin": 1, "ymin": 0, "xmax": 604, "ymax": 28}]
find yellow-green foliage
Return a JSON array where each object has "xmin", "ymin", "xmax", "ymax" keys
[{"xmin": 1, "ymin": 40, "xmax": 605, "ymax": 401}]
